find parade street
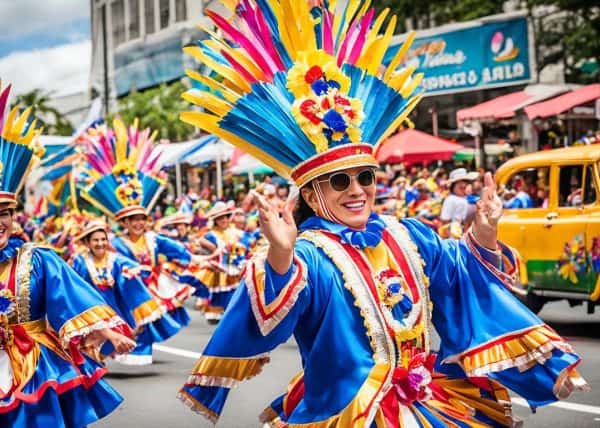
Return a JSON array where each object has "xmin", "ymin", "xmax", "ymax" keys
[{"xmin": 95, "ymin": 300, "xmax": 600, "ymax": 428}]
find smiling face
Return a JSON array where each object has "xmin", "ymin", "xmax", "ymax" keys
[
  {"xmin": 301, "ymin": 166, "xmax": 376, "ymax": 230},
  {"xmin": 86, "ymin": 230, "xmax": 109, "ymax": 259},
  {"xmin": 0, "ymin": 205, "xmax": 14, "ymax": 249},
  {"xmin": 214, "ymin": 214, "xmax": 231, "ymax": 230},
  {"xmin": 122, "ymin": 214, "xmax": 148, "ymax": 239},
  {"xmin": 175, "ymin": 223, "xmax": 189, "ymax": 237}
]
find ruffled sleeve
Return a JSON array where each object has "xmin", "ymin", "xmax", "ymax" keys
[
  {"xmin": 155, "ymin": 233, "xmax": 192, "ymax": 266},
  {"xmin": 179, "ymin": 245, "xmax": 310, "ymax": 423},
  {"xmin": 401, "ymin": 218, "xmax": 589, "ymax": 408},
  {"xmin": 36, "ymin": 248, "xmax": 125, "ymax": 346}
]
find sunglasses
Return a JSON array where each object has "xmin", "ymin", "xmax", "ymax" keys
[{"xmin": 316, "ymin": 169, "xmax": 376, "ymax": 192}]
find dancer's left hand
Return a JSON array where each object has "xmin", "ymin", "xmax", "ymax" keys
[{"xmin": 473, "ymin": 172, "xmax": 503, "ymax": 249}]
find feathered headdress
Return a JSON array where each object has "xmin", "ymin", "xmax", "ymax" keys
[
  {"xmin": 181, "ymin": 0, "xmax": 423, "ymax": 187},
  {"xmin": 0, "ymin": 82, "xmax": 43, "ymax": 207},
  {"xmin": 79, "ymin": 118, "xmax": 165, "ymax": 220}
]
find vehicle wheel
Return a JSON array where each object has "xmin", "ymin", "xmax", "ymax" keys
[{"xmin": 525, "ymin": 293, "xmax": 545, "ymax": 314}]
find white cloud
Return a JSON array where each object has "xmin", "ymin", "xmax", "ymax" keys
[
  {"xmin": 0, "ymin": 41, "xmax": 91, "ymax": 96},
  {"xmin": 0, "ymin": 0, "xmax": 90, "ymax": 38}
]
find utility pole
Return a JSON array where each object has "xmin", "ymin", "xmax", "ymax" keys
[{"xmin": 101, "ymin": 2, "xmax": 110, "ymax": 116}]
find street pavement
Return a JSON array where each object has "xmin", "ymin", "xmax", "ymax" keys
[{"xmin": 94, "ymin": 299, "xmax": 600, "ymax": 428}]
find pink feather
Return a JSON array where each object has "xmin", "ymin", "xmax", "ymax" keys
[
  {"xmin": 221, "ymin": 49, "xmax": 259, "ymax": 84},
  {"xmin": 207, "ymin": 10, "xmax": 275, "ymax": 81},
  {"xmin": 0, "ymin": 84, "xmax": 11, "ymax": 130},
  {"xmin": 255, "ymin": 5, "xmax": 285, "ymax": 70},
  {"xmin": 346, "ymin": 9, "xmax": 374, "ymax": 65},
  {"xmin": 322, "ymin": 11, "xmax": 334, "ymax": 55}
]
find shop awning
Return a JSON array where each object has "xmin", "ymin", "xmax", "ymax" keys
[
  {"xmin": 156, "ymin": 135, "xmax": 218, "ymax": 168},
  {"xmin": 456, "ymin": 84, "xmax": 571, "ymax": 124},
  {"xmin": 524, "ymin": 83, "xmax": 600, "ymax": 119},
  {"xmin": 228, "ymin": 148, "xmax": 273, "ymax": 175},
  {"xmin": 376, "ymin": 129, "xmax": 463, "ymax": 165}
]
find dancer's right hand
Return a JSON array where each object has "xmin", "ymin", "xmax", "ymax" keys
[{"xmin": 252, "ymin": 190, "xmax": 297, "ymax": 274}]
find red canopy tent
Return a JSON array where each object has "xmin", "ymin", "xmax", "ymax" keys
[
  {"xmin": 524, "ymin": 84, "xmax": 600, "ymax": 119},
  {"xmin": 375, "ymin": 129, "xmax": 463, "ymax": 165}
]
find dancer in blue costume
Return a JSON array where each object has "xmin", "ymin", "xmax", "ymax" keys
[
  {"xmin": 158, "ymin": 212, "xmax": 212, "ymax": 312},
  {"xmin": 177, "ymin": 2, "xmax": 589, "ymax": 426},
  {"xmin": 0, "ymin": 82, "xmax": 136, "ymax": 427},
  {"xmin": 72, "ymin": 219, "xmax": 180, "ymax": 365},
  {"xmin": 195, "ymin": 201, "xmax": 248, "ymax": 323},
  {"xmin": 79, "ymin": 119, "xmax": 213, "ymax": 364}
]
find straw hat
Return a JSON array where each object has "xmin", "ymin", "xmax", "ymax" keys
[
  {"xmin": 206, "ymin": 201, "xmax": 236, "ymax": 220},
  {"xmin": 447, "ymin": 168, "xmax": 479, "ymax": 185},
  {"xmin": 75, "ymin": 219, "xmax": 109, "ymax": 241}
]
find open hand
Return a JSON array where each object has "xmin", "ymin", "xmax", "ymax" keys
[
  {"xmin": 473, "ymin": 172, "xmax": 503, "ymax": 249},
  {"xmin": 252, "ymin": 190, "xmax": 297, "ymax": 252}
]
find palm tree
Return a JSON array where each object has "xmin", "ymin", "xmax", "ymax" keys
[
  {"xmin": 11, "ymin": 89, "xmax": 73, "ymax": 136},
  {"xmin": 111, "ymin": 80, "xmax": 194, "ymax": 142}
]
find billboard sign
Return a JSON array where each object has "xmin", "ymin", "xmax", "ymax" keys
[{"xmin": 385, "ymin": 14, "xmax": 534, "ymax": 95}]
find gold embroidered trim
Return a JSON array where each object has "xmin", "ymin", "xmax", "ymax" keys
[{"xmin": 15, "ymin": 243, "xmax": 35, "ymax": 323}]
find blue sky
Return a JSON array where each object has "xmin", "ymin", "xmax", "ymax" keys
[
  {"xmin": 0, "ymin": 1, "xmax": 92, "ymax": 96},
  {"xmin": 0, "ymin": 17, "xmax": 90, "ymax": 58}
]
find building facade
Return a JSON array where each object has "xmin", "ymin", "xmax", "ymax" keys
[{"xmin": 90, "ymin": 0, "xmax": 222, "ymax": 111}]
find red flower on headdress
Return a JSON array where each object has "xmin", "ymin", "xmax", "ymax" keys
[{"xmin": 304, "ymin": 65, "xmax": 324, "ymax": 84}]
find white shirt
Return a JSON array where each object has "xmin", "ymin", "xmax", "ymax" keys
[{"xmin": 441, "ymin": 193, "xmax": 469, "ymax": 222}]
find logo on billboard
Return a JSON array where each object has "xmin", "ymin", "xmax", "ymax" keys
[{"xmin": 491, "ymin": 31, "xmax": 519, "ymax": 62}]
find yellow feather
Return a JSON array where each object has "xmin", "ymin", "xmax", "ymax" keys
[
  {"xmin": 388, "ymin": 64, "xmax": 416, "ymax": 90},
  {"xmin": 400, "ymin": 72, "xmax": 424, "ymax": 98},
  {"xmin": 22, "ymin": 119, "xmax": 38, "ymax": 145},
  {"xmin": 213, "ymin": 42, "xmax": 266, "ymax": 81},
  {"xmin": 182, "ymin": 91, "xmax": 231, "ymax": 117},
  {"xmin": 266, "ymin": 0, "xmax": 293, "ymax": 57},
  {"xmin": 180, "ymin": 111, "xmax": 291, "ymax": 177},
  {"xmin": 280, "ymin": 0, "xmax": 303, "ymax": 56},
  {"xmin": 133, "ymin": 118, "xmax": 139, "ymax": 131},
  {"xmin": 113, "ymin": 118, "xmax": 129, "ymax": 163},
  {"xmin": 366, "ymin": 15, "xmax": 396, "ymax": 75},
  {"xmin": 2, "ymin": 107, "xmax": 19, "ymax": 140},
  {"xmin": 13, "ymin": 107, "xmax": 32, "ymax": 142},
  {"xmin": 384, "ymin": 31, "xmax": 416, "ymax": 83},
  {"xmin": 184, "ymin": 69, "xmax": 240, "ymax": 103},
  {"xmin": 365, "ymin": 8, "xmax": 389, "ymax": 46},
  {"xmin": 375, "ymin": 94, "xmax": 423, "ymax": 147},
  {"xmin": 183, "ymin": 46, "xmax": 252, "ymax": 93},
  {"xmin": 357, "ymin": 0, "xmax": 372, "ymax": 18},
  {"xmin": 150, "ymin": 130, "xmax": 158, "ymax": 142}
]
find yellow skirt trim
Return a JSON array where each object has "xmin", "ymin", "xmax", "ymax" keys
[
  {"xmin": 131, "ymin": 299, "xmax": 163, "ymax": 326},
  {"xmin": 288, "ymin": 363, "xmax": 389, "ymax": 428}
]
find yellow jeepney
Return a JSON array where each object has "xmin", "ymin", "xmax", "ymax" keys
[{"xmin": 495, "ymin": 145, "xmax": 600, "ymax": 314}]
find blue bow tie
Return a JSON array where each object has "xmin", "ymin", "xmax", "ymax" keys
[
  {"xmin": 300, "ymin": 214, "xmax": 385, "ymax": 249},
  {"xmin": 0, "ymin": 237, "xmax": 24, "ymax": 264}
]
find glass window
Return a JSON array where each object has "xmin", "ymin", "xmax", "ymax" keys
[
  {"xmin": 583, "ymin": 164, "xmax": 597, "ymax": 205},
  {"xmin": 175, "ymin": 0, "xmax": 186, "ymax": 22},
  {"xmin": 502, "ymin": 167, "xmax": 549, "ymax": 209},
  {"xmin": 144, "ymin": 0, "xmax": 155, "ymax": 34},
  {"xmin": 129, "ymin": 0, "xmax": 140, "ymax": 39},
  {"xmin": 559, "ymin": 165, "xmax": 583, "ymax": 207},
  {"xmin": 159, "ymin": 0, "xmax": 170, "ymax": 29},
  {"xmin": 112, "ymin": 0, "xmax": 126, "ymax": 47}
]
